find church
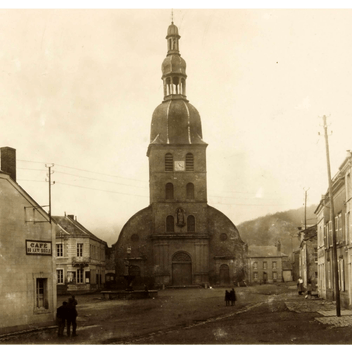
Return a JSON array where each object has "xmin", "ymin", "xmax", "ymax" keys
[{"xmin": 115, "ymin": 21, "xmax": 247, "ymax": 288}]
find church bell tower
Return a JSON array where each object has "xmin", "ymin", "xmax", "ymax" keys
[{"xmin": 147, "ymin": 21, "xmax": 210, "ymax": 285}]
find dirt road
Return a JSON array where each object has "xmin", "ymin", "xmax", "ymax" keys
[{"xmin": 1, "ymin": 283, "xmax": 351, "ymax": 344}]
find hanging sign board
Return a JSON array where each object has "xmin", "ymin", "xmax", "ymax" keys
[{"xmin": 26, "ymin": 240, "xmax": 52, "ymax": 256}]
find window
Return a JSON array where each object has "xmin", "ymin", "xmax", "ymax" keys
[
  {"xmin": 56, "ymin": 243, "xmax": 63, "ymax": 257},
  {"xmin": 187, "ymin": 215, "xmax": 195, "ymax": 232},
  {"xmin": 253, "ymin": 262, "xmax": 258, "ymax": 270},
  {"xmin": 273, "ymin": 272, "xmax": 278, "ymax": 281},
  {"xmin": 36, "ymin": 278, "xmax": 48, "ymax": 309},
  {"xmin": 263, "ymin": 262, "xmax": 267, "ymax": 270},
  {"xmin": 272, "ymin": 261, "xmax": 277, "ymax": 269},
  {"xmin": 165, "ymin": 153, "xmax": 173, "ymax": 171},
  {"xmin": 57, "ymin": 269, "xmax": 64, "ymax": 284},
  {"xmin": 165, "ymin": 183, "xmax": 174, "ymax": 199},
  {"xmin": 186, "ymin": 183, "xmax": 195, "ymax": 199},
  {"xmin": 77, "ymin": 269, "xmax": 84, "ymax": 284},
  {"xmin": 253, "ymin": 272, "xmax": 258, "ymax": 279},
  {"xmin": 77, "ymin": 243, "xmax": 83, "ymax": 257},
  {"xmin": 339, "ymin": 259, "xmax": 345, "ymax": 291},
  {"xmin": 185, "ymin": 153, "xmax": 194, "ymax": 171},
  {"xmin": 166, "ymin": 216, "xmax": 174, "ymax": 233}
]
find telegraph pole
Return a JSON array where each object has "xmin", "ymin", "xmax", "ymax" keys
[
  {"xmin": 303, "ymin": 188, "xmax": 309, "ymax": 230},
  {"xmin": 322, "ymin": 115, "xmax": 341, "ymax": 317},
  {"xmin": 45, "ymin": 164, "xmax": 55, "ymax": 223}
]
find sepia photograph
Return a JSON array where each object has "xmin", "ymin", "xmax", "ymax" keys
[{"xmin": 1, "ymin": 3, "xmax": 352, "ymax": 345}]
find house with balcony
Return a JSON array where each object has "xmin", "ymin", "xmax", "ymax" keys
[{"xmin": 53, "ymin": 214, "xmax": 107, "ymax": 294}]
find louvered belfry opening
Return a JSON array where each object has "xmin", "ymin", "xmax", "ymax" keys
[
  {"xmin": 165, "ymin": 153, "xmax": 173, "ymax": 171},
  {"xmin": 185, "ymin": 153, "xmax": 194, "ymax": 171}
]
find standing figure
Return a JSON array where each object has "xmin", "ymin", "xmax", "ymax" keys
[
  {"xmin": 297, "ymin": 277, "xmax": 304, "ymax": 295},
  {"xmin": 56, "ymin": 301, "xmax": 67, "ymax": 337},
  {"xmin": 71, "ymin": 295, "xmax": 78, "ymax": 307},
  {"xmin": 224, "ymin": 290, "xmax": 230, "ymax": 306},
  {"xmin": 66, "ymin": 298, "xmax": 78, "ymax": 337},
  {"xmin": 230, "ymin": 288, "xmax": 237, "ymax": 306}
]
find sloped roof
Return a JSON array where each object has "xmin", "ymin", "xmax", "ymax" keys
[
  {"xmin": 53, "ymin": 215, "xmax": 106, "ymax": 244},
  {"xmin": 247, "ymin": 245, "xmax": 288, "ymax": 258}
]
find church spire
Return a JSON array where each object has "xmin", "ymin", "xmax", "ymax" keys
[{"xmin": 161, "ymin": 22, "xmax": 187, "ymax": 101}]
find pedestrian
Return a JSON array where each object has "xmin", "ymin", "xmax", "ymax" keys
[
  {"xmin": 224, "ymin": 290, "xmax": 230, "ymax": 306},
  {"xmin": 71, "ymin": 295, "xmax": 78, "ymax": 306},
  {"xmin": 297, "ymin": 277, "xmax": 304, "ymax": 295},
  {"xmin": 229, "ymin": 288, "xmax": 237, "ymax": 306},
  {"xmin": 66, "ymin": 297, "xmax": 78, "ymax": 337},
  {"xmin": 56, "ymin": 301, "xmax": 67, "ymax": 337}
]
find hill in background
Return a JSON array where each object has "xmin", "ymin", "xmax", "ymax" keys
[{"xmin": 237, "ymin": 204, "xmax": 317, "ymax": 257}]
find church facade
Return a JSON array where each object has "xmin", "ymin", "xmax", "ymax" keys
[{"xmin": 115, "ymin": 22, "xmax": 246, "ymax": 288}]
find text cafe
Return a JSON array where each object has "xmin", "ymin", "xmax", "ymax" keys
[{"xmin": 26, "ymin": 240, "xmax": 52, "ymax": 255}]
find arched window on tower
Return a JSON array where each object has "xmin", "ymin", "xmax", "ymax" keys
[
  {"xmin": 165, "ymin": 183, "xmax": 174, "ymax": 200},
  {"xmin": 186, "ymin": 153, "xmax": 194, "ymax": 171},
  {"xmin": 187, "ymin": 215, "xmax": 195, "ymax": 232},
  {"xmin": 181, "ymin": 78, "xmax": 186, "ymax": 95},
  {"xmin": 166, "ymin": 216, "xmax": 175, "ymax": 233},
  {"xmin": 186, "ymin": 183, "xmax": 195, "ymax": 199},
  {"xmin": 165, "ymin": 153, "xmax": 173, "ymax": 171},
  {"xmin": 166, "ymin": 77, "xmax": 171, "ymax": 96}
]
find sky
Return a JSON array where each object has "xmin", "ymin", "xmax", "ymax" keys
[{"xmin": 1, "ymin": 7, "xmax": 352, "ymax": 245}]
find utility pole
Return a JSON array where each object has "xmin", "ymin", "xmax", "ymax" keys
[
  {"xmin": 322, "ymin": 115, "xmax": 341, "ymax": 317},
  {"xmin": 45, "ymin": 164, "xmax": 55, "ymax": 223},
  {"xmin": 303, "ymin": 188, "xmax": 310, "ymax": 230}
]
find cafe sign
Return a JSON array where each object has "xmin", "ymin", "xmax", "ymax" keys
[{"xmin": 26, "ymin": 240, "xmax": 52, "ymax": 256}]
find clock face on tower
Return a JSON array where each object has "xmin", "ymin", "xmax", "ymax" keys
[{"xmin": 174, "ymin": 160, "xmax": 185, "ymax": 171}]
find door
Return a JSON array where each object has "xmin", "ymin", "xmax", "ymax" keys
[
  {"xmin": 263, "ymin": 272, "xmax": 267, "ymax": 283},
  {"xmin": 172, "ymin": 251, "xmax": 192, "ymax": 285},
  {"xmin": 219, "ymin": 264, "xmax": 230, "ymax": 285}
]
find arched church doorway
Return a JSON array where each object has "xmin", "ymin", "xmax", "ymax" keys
[
  {"xmin": 219, "ymin": 264, "xmax": 230, "ymax": 285},
  {"xmin": 172, "ymin": 251, "xmax": 192, "ymax": 286}
]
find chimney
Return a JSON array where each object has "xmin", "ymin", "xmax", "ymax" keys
[
  {"xmin": 0, "ymin": 147, "xmax": 16, "ymax": 182},
  {"xmin": 67, "ymin": 214, "xmax": 75, "ymax": 221},
  {"xmin": 277, "ymin": 240, "xmax": 281, "ymax": 254}
]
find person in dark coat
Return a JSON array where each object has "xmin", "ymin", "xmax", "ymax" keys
[
  {"xmin": 71, "ymin": 295, "xmax": 78, "ymax": 306},
  {"xmin": 229, "ymin": 288, "xmax": 237, "ymax": 306},
  {"xmin": 56, "ymin": 301, "xmax": 67, "ymax": 337},
  {"xmin": 225, "ymin": 290, "xmax": 230, "ymax": 306},
  {"xmin": 66, "ymin": 298, "xmax": 78, "ymax": 337}
]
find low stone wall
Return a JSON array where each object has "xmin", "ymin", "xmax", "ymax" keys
[{"xmin": 101, "ymin": 290, "xmax": 158, "ymax": 300}]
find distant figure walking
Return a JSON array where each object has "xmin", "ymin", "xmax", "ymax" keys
[
  {"xmin": 56, "ymin": 301, "xmax": 67, "ymax": 337},
  {"xmin": 225, "ymin": 290, "xmax": 230, "ymax": 306},
  {"xmin": 297, "ymin": 277, "xmax": 304, "ymax": 295},
  {"xmin": 66, "ymin": 297, "xmax": 78, "ymax": 337},
  {"xmin": 71, "ymin": 295, "xmax": 78, "ymax": 306},
  {"xmin": 229, "ymin": 288, "xmax": 237, "ymax": 306}
]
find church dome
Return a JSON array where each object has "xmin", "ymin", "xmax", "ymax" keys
[
  {"xmin": 150, "ymin": 99, "xmax": 205, "ymax": 145},
  {"xmin": 167, "ymin": 23, "xmax": 179, "ymax": 37},
  {"xmin": 162, "ymin": 55, "xmax": 186, "ymax": 77}
]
